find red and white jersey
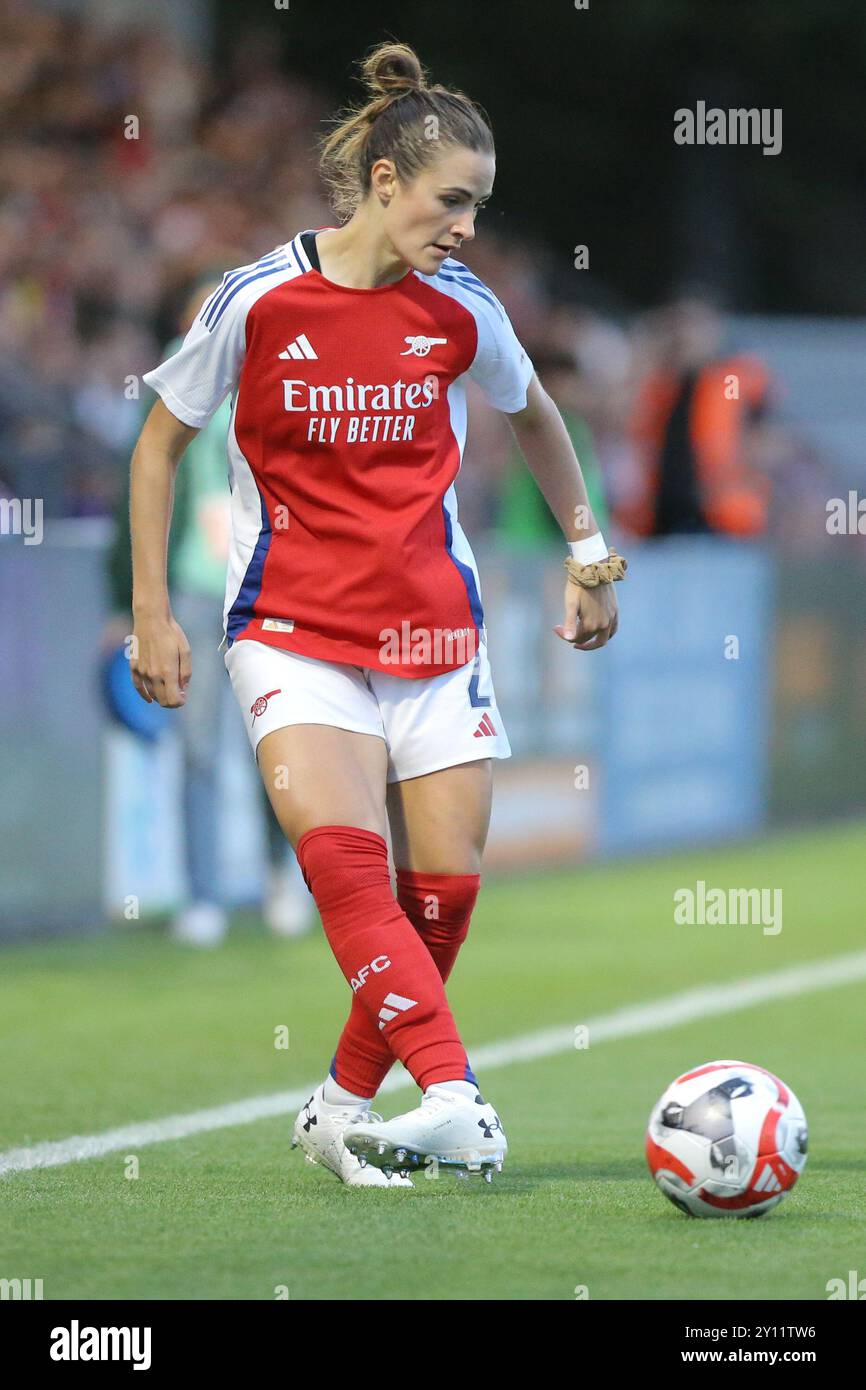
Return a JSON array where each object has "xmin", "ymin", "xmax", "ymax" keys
[{"xmin": 142, "ymin": 228, "xmax": 534, "ymax": 677}]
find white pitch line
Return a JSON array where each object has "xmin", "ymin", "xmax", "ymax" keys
[{"xmin": 2, "ymin": 949, "xmax": 865, "ymax": 1178}]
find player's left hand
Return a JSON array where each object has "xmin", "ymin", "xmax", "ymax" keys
[{"xmin": 553, "ymin": 579, "xmax": 618, "ymax": 650}]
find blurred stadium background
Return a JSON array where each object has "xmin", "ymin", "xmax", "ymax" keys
[
  {"xmin": 1, "ymin": 0, "xmax": 865, "ymax": 1303},
  {"xmin": 1, "ymin": 0, "xmax": 863, "ymax": 933}
]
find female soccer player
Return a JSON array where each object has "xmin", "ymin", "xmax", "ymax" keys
[{"xmin": 129, "ymin": 41, "xmax": 622, "ymax": 1187}]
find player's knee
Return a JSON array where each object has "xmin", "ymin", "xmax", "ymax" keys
[
  {"xmin": 396, "ymin": 870, "xmax": 480, "ymax": 947},
  {"xmin": 295, "ymin": 823, "xmax": 391, "ymax": 905},
  {"xmin": 263, "ymin": 783, "xmax": 384, "ymax": 853}
]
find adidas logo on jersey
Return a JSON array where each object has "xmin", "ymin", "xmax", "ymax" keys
[
  {"xmin": 473, "ymin": 713, "xmax": 498, "ymax": 738},
  {"xmin": 279, "ymin": 334, "xmax": 318, "ymax": 360}
]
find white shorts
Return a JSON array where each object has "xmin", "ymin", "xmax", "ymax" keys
[{"xmin": 224, "ymin": 636, "xmax": 512, "ymax": 784}]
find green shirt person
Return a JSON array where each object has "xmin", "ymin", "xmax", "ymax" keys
[{"xmin": 492, "ymin": 344, "xmax": 610, "ymax": 547}]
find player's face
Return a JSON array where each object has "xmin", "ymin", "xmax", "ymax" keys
[{"xmin": 389, "ymin": 147, "xmax": 495, "ymax": 273}]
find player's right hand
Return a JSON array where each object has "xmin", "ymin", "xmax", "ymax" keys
[{"xmin": 130, "ymin": 615, "xmax": 192, "ymax": 708}]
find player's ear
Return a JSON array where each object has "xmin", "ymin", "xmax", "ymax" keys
[{"xmin": 370, "ymin": 158, "xmax": 398, "ymax": 204}]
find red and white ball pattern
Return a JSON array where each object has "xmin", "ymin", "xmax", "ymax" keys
[{"xmin": 645, "ymin": 1060, "xmax": 808, "ymax": 1218}]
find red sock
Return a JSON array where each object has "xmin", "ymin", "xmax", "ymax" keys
[
  {"xmin": 295, "ymin": 826, "xmax": 472, "ymax": 1094},
  {"xmin": 329, "ymin": 867, "xmax": 481, "ymax": 1097},
  {"xmin": 396, "ymin": 868, "xmax": 481, "ymax": 983}
]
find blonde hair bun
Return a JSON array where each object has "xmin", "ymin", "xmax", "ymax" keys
[{"xmin": 360, "ymin": 41, "xmax": 427, "ymax": 99}]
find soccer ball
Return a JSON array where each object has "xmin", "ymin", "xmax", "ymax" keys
[{"xmin": 645, "ymin": 1060, "xmax": 808, "ymax": 1218}]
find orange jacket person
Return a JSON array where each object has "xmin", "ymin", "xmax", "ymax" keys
[{"xmin": 620, "ymin": 296, "xmax": 771, "ymax": 538}]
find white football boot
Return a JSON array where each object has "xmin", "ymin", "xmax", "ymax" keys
[
  {"xmin": 291, "ymin": 1085, "xmax": 413, "ymax": 1188},
  {"xmin": 343, "ymin": 1084, "xmax": 507, "ymax": 1182}
]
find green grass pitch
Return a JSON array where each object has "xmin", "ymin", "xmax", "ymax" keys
[{"xmin": 1, "ymin": 821, "xmax": 864, "ymax": 1300}]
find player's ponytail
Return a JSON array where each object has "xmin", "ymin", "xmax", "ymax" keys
[{"xmin": 318, "ymin": 41, "xmax": 494, "ymax": 222}]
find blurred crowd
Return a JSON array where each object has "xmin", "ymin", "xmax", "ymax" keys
[{"xmin": 0, "ymin": 0, "xmax": 839, "ymax": 550}]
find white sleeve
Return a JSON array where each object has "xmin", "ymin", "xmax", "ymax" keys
[
  {"xmin": 466, "ymin": 292, "xmax": 534, "ymax": 413},
  {"xmin": 142, "ymin": 274, "xmax": 249, "ymax": 429}
]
